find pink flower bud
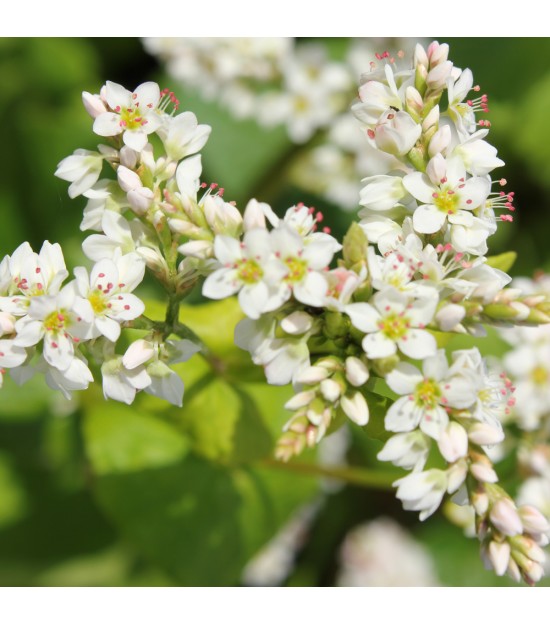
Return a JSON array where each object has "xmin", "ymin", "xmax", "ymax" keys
[
  {"xmin": 427, "ymin": 42, "xmax": 449, "ymax": 66},
  {"xmin": 490, "ymin": 498, "xmax": 523, "ymax": 537},
  {"xmin": 82, "ymin": 91, "xmax": 107, "ymax": 119},
  {"xmin": 518, "ymin": 505, "xmax": 550, "ymax": 534},
  {"xmin": 427, "ymin": 61, "xmax": 453, "ymax": 90},
  {"xmin": 470, "ymin": 462, "xmax": 498, "ymax": 483}
]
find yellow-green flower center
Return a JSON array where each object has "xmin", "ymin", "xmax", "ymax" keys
[
  {"xmin": 284, "ymin": 257, "xmax": 307, "ymax": 283},
  {"xmin": 237, "ymin": 259, "xmax": 263, "ymax": 284},
  {"xmin": 434, "ymin": 187, "xmax": 459, "ymax": 215},
  {"xmin": 88, "ymin": 290, "xmax": 108, "ymax": 314},
  {"xmin": 378, "ymin": 313, "xmax": 409, "ymax": 341},
  {"xmin": 414, "ymin": 378, "xmax": 441, "ymax": 409},
  {"xmin": 43, "ymin": 309, "xmax": 69, "ymax": 334},
  {"xmin": 120, "ymin": 106, "xmax": 146, "ymax": 130},
  {"xmin": 531, "ymin": 365, "xmax": 548, "ymax": 386}
]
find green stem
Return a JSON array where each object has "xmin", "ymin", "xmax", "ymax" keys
[{"xmin": 260, "ymin": 458, "xmax": 399, "ymax": 491}]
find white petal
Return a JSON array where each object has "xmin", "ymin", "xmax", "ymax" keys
[
  {"xmin": 133, "ymin": 82, "xmax": 160, "ymax": 108},
  {"xmin": 398, "ymin": 329, "xmax": 437, "ymax": 359},
  {"xmin": 386, "ymin": 362, "xmax": 423, "ymax": 395},
  {"xmin": 202, "ymin": 268, "xmax": 240, "ymax": 300},
  {"xmin": 413, "ymin": 205, "xmax": 446, "ymax": 234},
  {"xmin": 346, "ymin": 302, "xmax": 380, "ymax": 333},
  {"xmin": 402, "ymin": 172, "xmax": 435, "ymax": 204},
  {"xmin": 387, "ymin": 395, "xmax": 424, "ymax": 434},
  {"xmin": 239, "ymin": 282, "xmax": 269, "ymax": 319},
  {"xmin": 362, "ymin": 331, "xmax": 396, "ymax": 359},
  {"xmin": 93, "ymin": 112, "xmax": 123, "ymax": 137},
  {"xmin": 123, "ymin": 129, "xmax": 148, "ymax": 152}
]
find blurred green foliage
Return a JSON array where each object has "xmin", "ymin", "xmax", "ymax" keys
[{"xmin": 1, "ymin": 37, "xmax": 550, "ymax": 587}]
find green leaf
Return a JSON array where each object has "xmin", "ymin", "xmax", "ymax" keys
[
  {"xmin": 486, "ymin": 251, "xmax": 517, "ymax": 273},
  {"xmin": 83, "ymin": 402, "xmax": 318, "ymax": 585}
]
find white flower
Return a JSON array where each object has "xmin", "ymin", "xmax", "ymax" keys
[
  {"xmin": 384, "ymin": 350, "xmax": 477, "ymax": 439},
  {"xmin": 359, "ymin": 174, "xmax": 410, "ymax": 212},
  {"xmin": 451, "ymin": 128, "xmax": 504, "ymax": 176},
  {"xmin": 156, "ymin": 111, "xmax": 211, "ymax": 161},
  {"xmin": 71, "ymin": 253, "xmax": 145, "ymax": 342},
  {"xmin": 377, "ymin": 431, "xmax": 431, "ymax": 471},
  {"xmin": 82, "ymin": 211, "xmax": 151, "ymax": 262},
  {"xmin": 0, "ymin": 241, "xmax": 68, "ymax": 316},
  {"xmin": 102, "ymin": 354, "xmax": 152, "ymax": 405},
  {"xmin": 117, "ymin": 166, "xmax": 154, "ymax": 216},
  {"xmin": 235, "ymin": 316, "xmax": 310, "ymax": 386},
  {"xmin": 402, "ymin": 153, "xmax": 491, "ymax": 242},
  {"xmin": 346, "ymin": 287, "xmax": 438, "ymax": 360},
  {"xmin": 93, "ymin": 81, "xmax": 162, "ymax": 151},
  {"xmin": 14, "ymin": 286, "xmax": 93, "ymax": 371},
  {"xmin": 370, "ymin": 109, "xmax": 421, "ymax": 157},
  {"xmin": 43, "ymin": 353, "xmax": 94, "ymax": 399},
  {"xmin": 202, "ymin": 230, "xmax": 285, "ymax": 319},
  {"xmin": 55, "ymin": 149, "xmax": 104, "ymax": 198},
  {"xmin": 394, "ymin": 469, "xmax": 448, "ymax": 521},
  {"xmin": 0, "ymin": 339, "xmax": 28, "ymax": 385},
  {"xmin": 269, "ymin": 225, "xmax": 339, "ymax": 308}
]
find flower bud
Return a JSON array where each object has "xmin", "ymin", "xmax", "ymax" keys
[
  {"xmin": 413, "ymin": 44, "xmax": 429, "ymax": 69},
  {"xmin": 280, "ymin": 311, "xmax": 314, "ymax": 335},
  {"xmin": 428, "ymin": 125, "xmax": 452, "ymax": 157},
  {"xmin": 427, "ymin": 61, "xmax": 453, "ymax": 90},
  {"xmin": 345, "ymin": 356, "xmax": 369, "ymax": 387},
  {"xmin": 405, "ymin": 86, "xmax": 423, "ymax": 120},
  {"xmin": 128, "ymin": 187, "xmax": 154, "ymax": 215},
  {"xmin": 295, "ymin": 366, "xmax": 329, "ymax": 385},
  {"xmin": 490, "ymin": 498, "xmax": 523, "ymax": 537},
  {"xmin": 0, "ymin": 312, "xmax": 15, "ymax": 336},
  {"xmin": 518, "ymin": 505, "xmax": 550, "ymax": 534},
  {"xmin": 119, "ymin": 146, "xmax": 138, "ymax": 169},
  {"xmin": 123, "ymin": 339, "xmax": 155, "ymax": 370},
  {"xmin": 204, "ymin": 195, "xmax": 243, "ymax": 237},
  {"xmin": 320, "ymin": 379, "xmax": 342, "ymax": 403},
  {"xmin": 446, "ymin": 459, "xmax": 468, "ymax": 494},
  {"xmin": 472, "ymin": 491, "xmax": 489, "ymax": 516},
  {"xmin": 340, "ymin": 391, "xmax": 369, "ymax": 426},
  {"xmin": 488, "ymin": 540, "xmax": 511, "ymax": 576},
  {"xmin": 285, "ymin": 390, "xmax": 316, "ymax": 411},
  {"xmin": 177, "ymin": 240, "xmax": 213, "ymax": 259},
  {"xmin": 243, "ymin": 199, "xmax": 267, "ymax": 231},
  {"xmin": 427, "ymin": 42, "xmax": 449, "ymax": 66},
  {"xmin": 470, "ymin": 462, "xmax": 498, "ymax": 484},
  {"xmin": 468, "ymin": 423, "xmax": 504, "ymax": 446},
  {"xmin": 82, "ymin": 91, "xmax": 107, "ymax": 119},
  {"xmin": 435, "ymin": 303, "xmax": 466, "ymax": 332},
  {"xmin": 359, "ymin": 175, "xmax": 406, "ymax": 212},
  {"xmin": 117, "ymin": 166, "xmax": 142, "ymax": 193},
  {"xmin": 373, "ymin": 110, "xmax": 421, "ymax": 156},
  {"xmin": 438, "ymin": 423, "xmax": 468, "ymax": 463},
  {"xmin": 422, "ymin": 105, "xmax": 440, "ymax": 133}
]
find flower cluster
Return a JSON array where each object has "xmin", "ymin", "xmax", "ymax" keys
[
  {"xmin": 2, "ymin": 41, "xmax": 550, "ymax": 585},
  {"xmin": 186, "ymin": 41, "xmax": 550, "ymax": 583},
  {"xmin": 143, "ymin": 37, "xmax": 419, "ymax": 210}
]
